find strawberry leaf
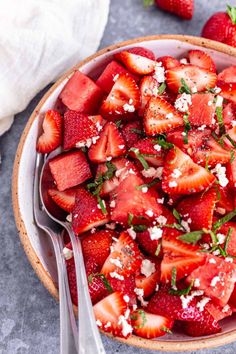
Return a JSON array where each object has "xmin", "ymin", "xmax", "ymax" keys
[
  {"xmin": 227, "ymin": 5, "xmax": 236, "ymax": 24},
  {"xmin": 143, "ymin": 0, "xmax": 154, "ymax": 7}
]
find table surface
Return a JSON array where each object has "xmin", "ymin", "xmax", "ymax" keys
[{"xmin": 1, "ymin": 0, "xmax": 235, "ymax": 353}]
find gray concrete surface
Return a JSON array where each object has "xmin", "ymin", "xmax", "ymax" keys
[{"xmin": 1, "ymin": 0, "xmax": 235, "ymax": 353}]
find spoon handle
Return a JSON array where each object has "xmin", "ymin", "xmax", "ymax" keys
[{"xmin": 66, "ymin": 226, "xmax": 106, "ymax": 354}]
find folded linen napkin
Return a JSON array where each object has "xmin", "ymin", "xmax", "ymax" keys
[{"xmin": 0, "ymin": 0, "xmax": 110, "ymax": 135}]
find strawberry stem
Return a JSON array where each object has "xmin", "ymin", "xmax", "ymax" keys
[
  {"xmin": 227, "ymin": 4, "xmax": 236, "ymax": 24},
  {"xmin": 143, "ymin": 0, "xmax": 154, "ymax": 7}
]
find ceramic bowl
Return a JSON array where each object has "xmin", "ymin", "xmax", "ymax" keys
[{"xmin": 12, "ymin": 35, "xmax": 236, "ymax": 351}]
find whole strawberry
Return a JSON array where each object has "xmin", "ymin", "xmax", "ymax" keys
[
  {"xmin": 144, "ymin": 0, "xmax": 194, "ymax": 20},
  {"xmin": 202, "ymin": 5, "xmax": 236, "ymax": 47}
]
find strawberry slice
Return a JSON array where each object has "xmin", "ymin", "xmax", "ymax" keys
[
  {"xmin": 59, "ymin": 71, "xmax": 104, "ymax": 113},
  {"xmin": 110, "ymin": 173, "xmax": 163, "ymax": 226},
  {"xmin": 48, "ymin": 187, "xmax": 79, "ymax": 213},
  {"xmin": 130, "ymin": 138, "xmax": 164, "ymax": 167},
  {"xmin": 183, "ymin": 311, "xmax": 221, "ymax": 337},
  {"xmin": 218, "ymin": 222, "xmax": 236, "ymax": 257},
  {"xmin": 157, "ymin": 56, "xmax": 180, "ymax": 70},
  {"xmin": 162, "ymin": 147, "xmax": 215, "ymax": 195},
  {"xmin": 93, "ymin": 291, "xmax": 131, "ymax": 338},
  {"xmin": 63, "ymin": 111, "xmax": 104, "ymax": 150},
  {"xmin": 125, "ymin": 47, "xmax": 156, "ymax": 60},
  {"xmin": 135, "ymin": 263, "xmax": 160, "ymax": 298},
  {"xmin": 166, "ymin": 65, "xmax": 217, "ymax": 93},
  {"xmin": 87, "ymin": 272, "xmax": 111, "ymax": 305},
  {"xmin": 49, "ymin": 150, "xmax": 92, "ymax": 191},
  {"xmin": 217, "ymin": 81, "xmax": 236, "ymax": 104},
  {"xmin": 161, "ymin": 236, "xmax": 206, "ymax": 282},
  {"xmin": 144, "ymin": 96, "xmax": 183, "ymax": 135},
  {"xmin": 155, "ymin": 0, "xmax": 193, "ymax": 20},
  {"xmin": 88, "ymin": 122, "xmax": 126, "ymax": 163},
  {"xmin": 187, "ymin": 255, "xmax": 236, "ymax": 307},
  {"xmin": 139, "ymin": 76, "xmax": 160, "ymax": 116},
  {"xmin": 176, "ymin": 188, "xmax": 217, "ymax": 231},
  {"xmin": 188, "ymin": 93, "xmax": 216, "ymax": 126},
  {"xmin": 121, "ymin": 120, "xmax": 142, "ymax": 148},
  {"xmin": 99, "ymin": 73, "xmax": 140, "ymax": 120},
  {"xmin": 188, "ymin": 50, "xmax": 216, "ymax": 72},
  {"xmin": 114, "ymin": 50, "xmax": 156, "ymax": 76},
  {"xmin": 109, "ymin": 275, "xmax": 137, "ymax": 305},
  {"xmin": 101, "ymin": 231, "xmax": 142, "ymax": 278},
  {"xmin": 147, "ymin": 285, "xmax": 203, "ymax": 321},
  {"xmin": 223, "ymin": 102, "xmax": 236, "ymax": 126},
  {"xmin": 82, "ymin": 230, "xmax": 115, "ymax": 268},
  {"xmin": 136, "ymin": 230, "xmax": 161, "ymax": 257},
  {"xmin": 96, "ymin": 60, "xmax": 138, "ymax": 93},
  {"xmin": 229, "ymin": 285, "xmax": 236, "ymax": 310},
  {"xmin": 72, "ymin": 188, "xmax": 110, "ymax": 235},
  {"xmin": 36, "ymin": 110, "xmax": 63, "ymax": 153},
  {"xmin": 131, "ymin": 309, "xmax": 173, "ymax": 339},
  {"xmin": 218, "ymin": 66, "xmax": 236, "ymax": 83},
  {"xmin": 216, "ymin": 185, "xmax": 235, "ymax": 214}
]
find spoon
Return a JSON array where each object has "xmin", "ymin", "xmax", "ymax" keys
[{"xmin": 40, "ymin": 148, "xmax": 106, "ymax": 354}]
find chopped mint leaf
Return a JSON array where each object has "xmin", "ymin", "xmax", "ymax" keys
[
  {"xmin": 133, "ymin": 224, "xmax": 148, "ymax": 232},
  {"xmin": 164, "ymin": 223, "xmax": 184, "ymax": 231},
  {"xmin": 97, "ymin": 274, "xmax": 113, "ymax": 293},
  {"xmin": 130, "ymin": 148, "xmax": 150, "ymax": 170},
  {"xmin": 213, "ymin": 209, "xmax": 236, "ymax": 231},
  {"xmin": 155, "ymin": 243, "xmax": 161, "ymax": 256},
  {"xmin": 173, "ymin": 208, "xmax": 181, "ymax": 224},
  {"xmin": 136, "ymin": 178, "xmax": 160, "ymax": 190},
  {"xmin": 143, "ymin": 0, "xmax": 154, "ymax": 7},
  {"xmin": 216, "ymin": 106, "xmax": 225, "ymax": 136},
  {"xmin": 97, "ymin": 195, "xmax": 107, "ymax": 215},
  {"xmin": 178, "ymin": 230, "xmax": 204, "ymax": 244},
  {"xmin": 224, "ymin": 227, "xmax": 233, "ymax": 254},
  {"xmin": 230, "ymin": 150, "xmax": 235, "ymax": 164},
  {"xmin": 179, "ymin": 78, "xmax": 191, "ymax": 94},
  {"xmin": 227, "ymin": 5, "xmax": 236, "ymax": 24},
  {"xmin": 171, "ymin": 267, "xmax": 177, "ymax": 288},
  {"xmin": 128, "ymin": 213, "xmax": 134, "ymax": 226},
  {"xmin": 130, "ymin": 128, "xmax": 144, "ymax": 135},
  {"xmin": 161, "ymin": 326, "xmax": 172, "ymax": 334},
  {"xmin": 115, "ymin": 120, "xmax": 122, "ymax": 128},
  {"xmin": 152, "ymin": 134, "xmax": 174, "ymax": 150},
  {"xmin": 169, "ymin": 279, "xmax": 194, "ymax": 296},
  {"xmin": 225, "ymin": 134, "xmax": 236, "ymax": 149},
  {"xmin": 158, "ymin": 82, "xmax": 166, "ymax": 95},
  {"xmin": 183, "ymin": 113, "xmax": 191, "ymax": 144}
]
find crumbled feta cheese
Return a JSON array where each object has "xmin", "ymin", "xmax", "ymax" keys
[
  {"xmin": 110, "ymin": 258, "xmax": 123, "ymax": 268},
  {"xmin": 171, "ymin": 168, "xmax": 182, "ymax": 178},
  {"xmin": 110, "ymin": 272, "xmax": 124, "ymax": 281},
  {"xmin": 180, "ymin": 290, "xmax": 204, "ymax": 309},
  {"xmin": 169, "ymin": 181, "xmax": 178, "ymax": 187},
  {"xmin": 216, "ymin": 207, "xmax": 226, "ymax": 215},
  {"xmin": 106, "ymin": 156, "xmax": 112, "ymax": 161},
  {"xmin": 92, "ymin": 136, "xmax": 100, "ymax": 144},
  {"xmin": 96, "ymin": 122, "xmax": 103, "ymax": 131},
  {"xmin": 208, "ymin": 101, "xmax": 213, "ymax": 106},
  {"xmin": 134, "ymin": 288, "xmax": 148, "ymax": 307},
  {"xmin": 141, "ymin": 259, "xmax": 156, "ymax": 277},
  {"xmin": 91, "ymin": 227, "xmax": 96, "ymax": 234},
  {"xmin": 106, "ymin": 223, "xmax": 116, "ymax": 230},
  {"xmin": 211, "ymin": 163, "xmax": 229, "ymax": 187},
  {"xmin": 191, "ymin": 86, "xmax": 198, "ymax": 93},
  {"xmin": 123, "ymin": 295, "xmax": 130, "ymax": 303},
  {"xmin": 123, "ymin": 103, "xmax": 135, "ymax": 112},
  {"xmin": 157, "ymin": 197, "xmax": 164, "ymax": 204},
  {"xmin": 216, "ymin": 233, "xmax": 226, "ymax": 245},
  {"xmin": 196, "ymin": 297, "xmax": 211, "ymax": 312},
  {"xmin": 66, "ymin": 213, "xmax": 72, "ymax": 222},
  {"xmin": 113, "ymin": 73, "xmax": 119, "ymax": 82},
  {"xmin": 225, "ymin": 257, "xmax": 233, "ymax": 263},
  {"xmin": 215, "ymin": 95, "xmax": 224, "ymax": 107},
  {"xmin": 222, "ymin": 304, "xmax": 231, "ymax": 313},
  {"xmin": 156, "ymin": 215, "xmax": 167, "ymax": 225},
  {"xmin": 214, "ymin": 86, "xmax": 222, "ymax": 94},
  {"xmin": 166, "ymin": 113, "xmax": 174, "ymax": 119},
  {"xmin": 198, "ymin": 124, "xmax": 206, "ymax": 131},
  {"xmin": 76, "ymin": 138, "xmax": 93, "ymax": 148},
  {"xmin": 148, "ymin": 226, "xmax": 163, "ymax": 240},
  {"xmin": 180, "ymin": 58, "xmax": 188, "ymax": 64},
  {"xmin": 175, "ymin": 93, "xmax": 192, "ymax": 112},
  {"xmin": 118, "ymin": 145, "xmax": 125, "ymax": 149},
  {"xmin": 127, "ymin": 227, "xmax": 136, "ymax": 240},
  {"xmin": 181, "ymin": 219, "xmax": 191, "ymax": 233},
  {"xmin": 209, "ymin": 258, "xmax": 216, "ymax": 264},
  {"xmin": 141, "ymin": 167, "xmax": 163, "ymax": 179},
  {"xmin": 110, "ymin": 200, "xmax": 116, "ymax": 208},
  {"xmin": 63, "ymin": 247, "xmax": 73, "ymax": 260},
  {"xmin": 96, "ymin": 320, "xmax": 102, "ymax": 327},
  {"xmin": 118, "ymin": 315, "xmax": 133, "ymax": 337},
  {"xmin": 213, "ymin": 249, "xmax": 221, "ymax": 256},
  {"xmin": 194, "ymin": 278, "xmax": 200, "ymax": 287},
  {"xmin": 155, "ymin": 283, "xmax": 159, "ymax": 291},
  {"xmin": 142, "ymin": 186, "xmax": 148, "ymax": 193},
  {"xmin": 153, "ymin": 63, "xmax": 165, "ymax": 83},
  {"xmin": 153, "ymin": 144, "xmax": 162, "ymax": 151},
  {"xmin": 232, "ymin": 120, "xmax": 236, "ymax": 127},
  {"xmin": 145, "ymin": 209, "xmax": 154, "ymax": 217},
  {"xmin": 202, "ymin": 243, "xmax": 210, "ymax": 250},
  {"xmin": 210, "ymin": 276, "xmax": 221, "ymax": 287},
  {"xmin": 104, "ymin": 321, "xmax": 111, "ymax": 328}
]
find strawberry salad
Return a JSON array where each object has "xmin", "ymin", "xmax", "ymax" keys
[{"xmin": 37, "ymin": 46, "xmax": 236, "ymax": 340}]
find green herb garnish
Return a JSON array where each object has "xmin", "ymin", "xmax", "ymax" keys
[
  {"xmin": 171, "ymin": 267, "xmax": 177, "ymax": 288},
  {"xmin": 224, "ymin": 227, "xmax": 233, "ymax": 254},
  {"xmin": 216, "ymin": 106, "xmax": 225, "ymax": 136},
  {"xmin": 130, "ymin": 128, "xmax": 144, "ymax": 135},
  {"xmin": 152, "ymin": 134, "xmax": 174, "ymax": 150},
  {"xmin": 133, "ymin": 224, "xmax": 148, "ymax": 232},
  {"xmin": 178, "ymin": 230, "xmax": 204, "ymax": 244},
  {"xmin": 179, "ymin": 78, "xmax": 191, "ymax": 94},
  {"xmin": 115, "ymin": 120, "xmax": 122, "ymax": 128},
  {"xmin": 88, "ymin": 273, "xmax": 112, "ymax": 292},
  {"xmin": 128, "ymin": 213, "xmax": 134, "ymax": 226},
  {"xmin": 130, "ymin": 148, "xmax": 150, "ymax": 170},
  {"xmin": 173, "ymin": 208, "xmax": 181, "ymax": 224},
  {"xmin": 158, "ymin": 82, "xmax": 166, "ymax": 95},
  {"xmin": 213, "ymin": 209, "xmax": 236, "ymax": 231},
  {"xmin": 155, "ymin": 243, "xmax": 162, "ymax": 256},
  {"xmin": 136, "ymin": 178, "xmax": 160, "ymax": 190},
  {"xmin": 183, "ymin": 113, "xmax": 191, "ymax": 144},
  {"xmin": 169, "ymin": 279, "xmax": 194, "ymax": 296},
  {"xmin": 143, "ymin": 0, "xmax": 154, "ymax": 7},
  {"xmin": 225, "ymin": 134, "xmax": 236, "ymax": 149},
  {"xmin": 227, "ymin": 5, "xmax": 236, "ymax": 24},
  {"xmin": 161, "ymin": 326, "xmax": 172, "ymax": 334}
]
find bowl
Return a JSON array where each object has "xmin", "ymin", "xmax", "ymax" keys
[{"xmin": 12, "ymin": 34, "xmax": 236, "ymax": 351}]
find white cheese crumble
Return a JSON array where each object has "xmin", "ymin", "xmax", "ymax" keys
[
  {"xmin": 141, "ymin": 167, "xmax": 163, "ymax": 179},
  {"xmin": 148, "ymin": 226, "xmax": 163, "ymax": 240},
  {"xmin": 215, "ymin": 95, "xmax": 224, "ymax": 107},
  {"xmin": 232, "ymin": 120, "xmax": 236, "ymax": 127},
  {"xmin": 213, "ymin": 249, "xmax": 221, "ymax": 256},
  {"xmin": 145, "ymin": 209, "xmax": 154, "ymax": 217},
  {"xmin": 97, "ymin": 199, "xmax": 106, "ymax": 209},
  {"xmin": 106, "ymin": 222, "xmax": 116, "ymax": 230},
  {"xmin": 171, "ymin": 168, "xmax": 182, "ymax": 178},
  {"xmin": 210, "ymin": 276, "xmax": 221, "ymax": 287},
  {"xmin": 153, "ymin": 63, "xmax": 165, "ymax": 83},
  {"xmin": 76, "ymin": 138, "xmax": 93, "ymax": 148},
  {"xmin": 104, "ymin": 321, "xmax": 111, "ymax": 328},
  {"xmin": 123, "ymin": 295, "xmax": 130, "ymax": 303},
  {"xmin": 194, "ymin": 278, "xmax": 200, "ymax": 287},
  {"xmin": 123, "ymin": 103, "xmax": 135, "ymax": 113},
  {"xmin": 180, "ymin": 290, "xmax": 204, "ymax": 309},
  {"xmin": 66, "ymin": 213, "xmax": 72, "ymax": 222},
  {"xmin": 214, "ymin": 86, "xmax": 222, "ymax": 94},
  {"xmin": 180, "ymin": 58, "xmax": 188, "ymax": 64},
  {"xmin": 209, "ymin": 258, "xmax": 216, "ymax": 264},
  {"xmin": 208, "ymin": 101, "xmax": 213, "ymax": 106},
  {"xmin": 157, "ymin": 197, "xmax": 164, "ymax": 204},
  {"xmin": 142, "ymin": 186, "xmax": 148, "ymax": 193},
  {"xmin": 216, "ymin": 207, "xmax": 226, "ymax": 215},
  {"xmin": 110, "ymin": 258, "xmax": 123, "ymax": 268},
  {"xmin": 113, "ymin": 73, "xmax": 119, "ymax": 82},
  {"xmin": 110, "ymin": 272, "xmax": 124, "ymax": 281},
  {"xmin": 96, "ymin": 320, "xmax": 102, "ymax": 327},
  {"xmin": 153, "ymin": 144, "xmax": 162, "ymax": 151},
  {"xmin": 62, "ymin": 247, "xmax": 73, "ymax": 260},
  {"xmin": 225, "ymin": 257, "xmax": 233, "ymax": 263},
  {"xmin": 166, "ymin": 112, "xmax": 174, "ymax": 119},
  {"xmin": 127, "ymin": 227, "xmax": 136, "ymax": 240},
  {"xmin": 222, "ymin": 304, "xmax": 231, "ymax": 313},
  {"xmin": 174, "ymin": 93, "xmax": 192, "ymax": 112},
  {"xmin": 110, "ymin": 200, "xmax": 116, "ymax": 208},
  {"xmin": 211, "ymin": 163, "xmax": 229, "ymax": 187},
  {"xmin": 156, "ymin": 215, "xmax": 167, "ymax": 225},
  {"xmin": 118, "ymin": 315, "xmax": 133, "ymax": 337},
  {"xmin": 191, "ymin": 85, "xmax": 198, "ymax": 93},
  {"xmin": 196, "ymin": 297, "xmax": 211, "ymax": 312},
  {"xmin": 198, "ymin": 124, "xmax": 206, "ymax": 131},
  {"xmin": 216, "ymin": 233, "xmax": 226, "ymax": 245},
  {"xmin": 134, "ymin": 288, "xmax": 148, "ymax": 307},
  {"xmin": 141, "ymin": 259, "xmax": 156, "ymax": 277},
  {"xmin": 169, "ymin": 181, "xmax": 178, "ymax": 187},
  {"xmin": 106, "ymin": 156, "xmax": 112, "ymax": 161}
]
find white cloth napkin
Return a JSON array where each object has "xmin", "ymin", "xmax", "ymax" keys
[{"xmin": 0, "ymin": 0, "xmax": 110, "ymax": 135}]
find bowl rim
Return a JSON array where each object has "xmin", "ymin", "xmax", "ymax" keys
[{"xmin": 12, "ymin": 34, "xmax": 236, "ymax": 351}]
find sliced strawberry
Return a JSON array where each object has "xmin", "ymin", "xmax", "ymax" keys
[
  {"xmin": 48, "ymin": 187, "xmax": 79, "ymax": 213},
  {"xmin": 217, "ymin": 81, "xmax": 236, "ymax": 103},
  {"xmin": 82, "ymin": 230, "xmax": 115, "ymax": 268},
  {"xmin": 130, "ymin": 138, "xmax": 164, "ymax": 167},
  {"xmin": 114, "ymin": 50, "xmax": 156, "ymax": 76},
  {"xmin": 96, "ymin": 60, "xmax": 138, "ymax": 93},
  {"xmin": 72, "ymin": 188, "xmax": 110, "ymax": 235},
  {"xmin": 88, "ymin": 122, "xmax": 126, "ymax": 163},
  {"xmin": 93, "ymin": 291, "xmax": 131, "ymax": 338},
  {"xmin": 36, "ymin": 110, "xmax": 63, "ymax": 153},
  {"xmin": 49, "ymin": 150, "xmax": 92, "ymax": 191},
  {"xmin": 147, "ymin": 285, "xmax": 203, "ymax": 321},
  {"xmin": 183, "ymin": 310, "xmax": 221, "ymax": 337},
  {"xmin": 110, "ymin": 173, "xmax": 163, "ymax": 226},
  {"xmin": 109, "ymin": 275, "xmax": 137, "ymax": 305},
  {"xmin": 99, "ymin": 73, "xmax": 140, "ymax": 120},
  {"xmin": 218, "ymin": 66, "xmax": 236, "ymax": 83},
  {"xmin": 216, "ymin": 185, "xmax": 235, "ymax": 214},
  {"xmin": 223, "ymin": 102, "xmax": 236, "ymax": 126},
  {"xmin": 144, "ymin": 96, "xmax": 183, "ymax": 135},
  {"xmin": 101, "ymin": 231, "xmax": 142, "ymax": 278},
  {"xmin": 225, "ymin": 125, "xmax": 236, "ymax": 148},
  {"xmin": 176, "ymin": 188, "xmax": 217, "ymax": 231},
  {"xmin": 87, "ymin": 273, "xmax": 111, "ymax": 305},
  {"xmin": 205, "ymin": 302, "xmax": 232, "ymax": 321},
  {"xmin": 139, "ymin": 76, "xmax": 160, "ymax": 116},
  {"xmin": 63, "ymin": 111, "xmax": 104, "ymax": 150},
  {"xmin": 166, "ymin": 65, "xmax": 217, "ymax": 93},
  {"xmin": 135, "ymin": 269, "xmax": 160, "ymax": 298},
  {"xmin": 155, "ymin": 0, "xmax": 193, "ymax": 20},
  {"xmin": 187, "ymin": 255, "xmax": 236, "ymax": 307},
  {"xmin": 59, "ymin": 71, "xmax": 104, "ymax": 113},
  {"xmin": 157, "ymin": 56, "xmax": 180, "ymax": 70},
  {"xmin": 125, "ymin": 47, "xmax": 156, "ymax": 61},
  {"xmin": 85, "ymin": 257, "xmax": 100, "ymax": 276},
  {"xmin": 161, "ymin": 236, "xmax": 206, "ymax": 282},
  {"xmin": 162, "ymin": 147, "xmax": 215, "ymax": 195},
  {"xmin": 218, "ymin": 222, "xmax": 236, "ymax": 257},
  {"xmin": 136, "ymin": 230, "xmax": 161, "ymax": 257},
  {"xmin": 131, "ymin": 309, "xmax": 173, "ymax": 339},
  {"xmin": 188, "ymin": 50, "xmax": 216, "ymax": 72},
  {"xmin": 121, "ymin": 120, "xmax": 142, "ymax": 148},
  {"xmin": 188, "ymin": 93, "xmax": 216, "ymax": 126}
]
